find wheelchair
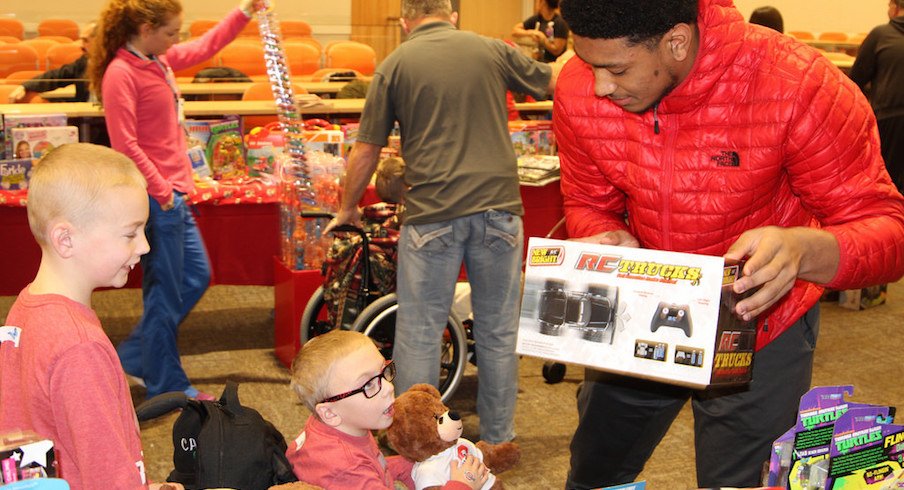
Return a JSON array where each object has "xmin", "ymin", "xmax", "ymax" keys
[{"xmin": 298, "ymin": 212, "xmax": 470, "ymax": 403}]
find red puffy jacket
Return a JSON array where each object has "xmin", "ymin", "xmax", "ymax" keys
[{"xmin": 554, "ymin": 0, "xmax": 904, "ymax": 350}]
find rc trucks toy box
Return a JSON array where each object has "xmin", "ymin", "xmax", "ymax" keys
[{"xmin": 517, "ymin": 237, "xmax": 757, "ymax": 388}]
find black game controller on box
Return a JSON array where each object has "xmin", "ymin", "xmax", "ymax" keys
[{"xmin": 651, "ymin": 302, "xmax": 692, "ymax": 337}]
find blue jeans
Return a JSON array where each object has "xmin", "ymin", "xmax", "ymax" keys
[
  {"xmin": 118, "ymin": 193, "xmax": 211, "ymax": 397},
  {"xmin": 566, "ymin": 306, "xmax": 820, "ymax": 489},
  {"xmin": 394, "ymin": 210, "xmax": 523, "ymax": 444}
]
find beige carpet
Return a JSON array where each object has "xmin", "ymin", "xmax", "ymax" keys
[{"xmin": 2, "ymin": 280, "xmax": 903, "ymax": 489}]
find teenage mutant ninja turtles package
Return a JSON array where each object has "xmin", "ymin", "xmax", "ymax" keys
[{"xmin": 765, "ymin": 385, "xmax": 903, "ymax": 489}]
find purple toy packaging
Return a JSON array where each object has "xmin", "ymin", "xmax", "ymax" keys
[
  {"xmin": 765, "ymin": 386, "xmax": 900, "ymax": 489},
  {"xmin": 822, "ymin": 406, "xmax": 903, "ymax": 488}
]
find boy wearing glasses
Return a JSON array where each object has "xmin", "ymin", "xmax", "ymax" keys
[{"xmin": 287, "ymin": 330, "xmax": 488, "ymax": 489}]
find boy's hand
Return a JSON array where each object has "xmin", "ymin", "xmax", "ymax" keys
[{"xmin": 450, "ymin": 454, "xmax": 490, "ymax": 490}]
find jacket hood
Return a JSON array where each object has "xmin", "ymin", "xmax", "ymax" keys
[
  {"xmin": 892, "ymin": 15, "xmax": 904, "ymax": 34},
  {"xmin": 658, "ymin": 0, "xmax": 745, "ymax": 114}
]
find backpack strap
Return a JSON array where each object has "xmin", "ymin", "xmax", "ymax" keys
[
  {"xmin": 135, "ymin": 391, "xmax": 190, "ymax": 421},
  {"xmin": 218, "ymin": 380, "xmax": 247, "ymax": 417}
]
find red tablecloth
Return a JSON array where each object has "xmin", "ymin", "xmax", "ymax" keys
[
  {"xmin": 0, "ymin": 180, "xmax": 281, "ymax": 296},
  {"xmin": 0, "ymin": 179, "xmax": 565, "ymax": 296}
]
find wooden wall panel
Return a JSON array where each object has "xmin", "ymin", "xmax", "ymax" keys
[
  {"xmin": 350, "ymin": 0, "xmax": 401, "ymax": 63},
  {"xmin": 459, "ymin": 0, "xmax": 523, "ymax": 40}
]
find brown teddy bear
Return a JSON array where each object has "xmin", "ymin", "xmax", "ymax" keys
[{"xmin": 386, "ymin": 384, "xmax": 521, "ymax": 490}]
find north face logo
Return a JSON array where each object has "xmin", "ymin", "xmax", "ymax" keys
[{"xmin": 711, "ymin": 151, "xmax": 740, "ymax": 167}]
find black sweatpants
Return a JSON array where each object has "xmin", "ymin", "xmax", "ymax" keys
[
  {"xmin": 878, "ymin": 115, "xmax": 904, "ymax": 195},
  {"xmin": 565, "ymin": 306, "xmax": 820, "ymax": 489}
]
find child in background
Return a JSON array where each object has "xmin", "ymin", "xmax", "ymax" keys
[
  {"xmin": 370, "ymin": 155, "xmax": 406, "ymax": 233},
  {"xmin": 374, "ymin": 156, "xmax": 407, "ymax": 206},
  {"xmin": 90, "ymin": 0, "xmax": 257, "ymax": 401},
  {"xmin": 287, "ymin": 330, "xmax": 488, "ymax": 489},
  {"xmin": 0, "ymin": 143, "xmax": 178, "ymax": 490}
]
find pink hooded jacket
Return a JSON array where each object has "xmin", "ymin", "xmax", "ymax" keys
[{"xmin": 102, "ymin": 8, "xmax": 249, "ymax": 205}]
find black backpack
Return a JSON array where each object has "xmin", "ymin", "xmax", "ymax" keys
[{"xmin": 136, "ymin": 381, "xmax": 298, "ymax": 490}]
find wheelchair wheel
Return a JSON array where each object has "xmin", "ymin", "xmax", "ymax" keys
[
  {"xmin": 352, "ymin": 293, "xmax": 469, "ymax": 404},
  {"xmin": 299, "ymin": 286, "xmax": 335, "ymax": 346},
  {"xmin": 542, "ymin": 361, "xmax": 567, "ymax": 384}
]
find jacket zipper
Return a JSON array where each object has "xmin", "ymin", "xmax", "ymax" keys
[
  {"xmin": 653, "ymin": 104, "xmax": 661, "ymax": 135},
  {"xmin": 656, "ymin": 105, "xmax": 678, "ymax": 251}
]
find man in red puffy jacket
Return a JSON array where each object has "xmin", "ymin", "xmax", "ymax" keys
[{"xmin": 554, "ymin": 0, "xmax": 904, "ymax": 487}]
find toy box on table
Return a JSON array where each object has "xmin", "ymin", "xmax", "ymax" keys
[
  {"xmin": 509, "ymin": 120, "xmax": 555, "ymax": 157},
  {"xmin": 246, "ymin": 124, "xmax": 345, "ymax": 183},
  {"xmin": 517, "ymin": 237, "xmax": 757, "ymax": 388},
  {"xmin": 8, "ymin": 126, "xmax": 78, "ymax": 160},
  {"xmin": 1, "ymin": 114, "xmax": 67, "ymax": 160},
  {"xmin": 206, "ymin": 118, "xmax": 246, "ymax": 180},
  {"xmin": 0, "ymin": 159, "xmax": 33, "ymax": 190},
  {"xmin": 0, "ymin": 430, "xmax": 57, "ymax": 483},
  {"xmin": 185, "ymin": 116, "xmax": 245, "ymax": 180}
]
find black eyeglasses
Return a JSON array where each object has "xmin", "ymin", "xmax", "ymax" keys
[{"xmin": 320, "ymin": 360, "xmax": 396, "ymax": 404}]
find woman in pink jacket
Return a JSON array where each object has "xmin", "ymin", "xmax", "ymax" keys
[{"xmin": 88, "ymin": 0, "xmax": 256, "ymax": 400}]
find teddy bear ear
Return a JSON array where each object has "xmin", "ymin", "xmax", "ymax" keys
[{"xmin": 407, "ymin": 383, "xmax": 442, "ymax": 399}]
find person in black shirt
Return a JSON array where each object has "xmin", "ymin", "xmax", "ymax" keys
[
  {"xmin": 850, "ymin": 0, "xmax": 904, "ymax": 193},
  {"xmin": 7, "ymin": 23, "xmax": 95, "ymax": 103},
  {"xmin": 512, "ymin": 0, "xmax": 569, "ymax": 62},
  {"xmin": 748, "ymin": 6, "xmax": 784, "ymax": 33}
]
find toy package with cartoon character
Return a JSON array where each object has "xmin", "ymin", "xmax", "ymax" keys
[
  {"xmin": 206, "ymin": 118, "xmax": 247, "ymax": 180},
  {"xmin": 765, "ymin": 386, "xmax": 891, "ymax": 488},
  {"xmin": 517, "ymin": 237, "xmax": 757, "ymax": 388},
  {"xmin": 765, "ymin": 386, "xmax": 903, "ymax": 489},
  {"xmin": 245, "ymin": 122, "xmax": 284, "ymax": 182},
  {"xmin": 822, "ymin": 407, "xmax": 904, "ymax": 489}
]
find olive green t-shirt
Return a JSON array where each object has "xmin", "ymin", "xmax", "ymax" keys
[{"xmin": 357, "ymin": 21, "xmax": 552, "ymax": 225}]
